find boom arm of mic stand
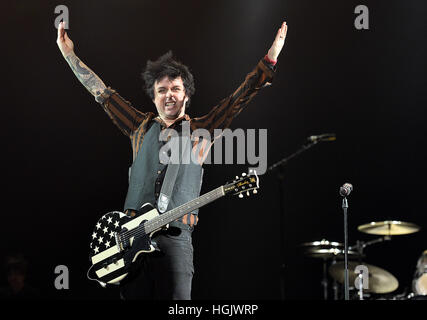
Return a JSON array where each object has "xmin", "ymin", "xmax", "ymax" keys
[{"xmin": 266, "ymin": 140, "xmax": 319, "ymax": 173}]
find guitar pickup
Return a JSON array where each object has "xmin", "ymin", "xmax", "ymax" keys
[{"xmin": 115, "ymin": 232, "xmax": 124, "ymax": 251}]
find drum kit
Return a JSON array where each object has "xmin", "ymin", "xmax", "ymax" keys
[{"xmin": 301, "ymin": 220, "xmax": 426, "ymax": 300}]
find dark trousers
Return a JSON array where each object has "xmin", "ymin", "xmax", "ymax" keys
[{"xmin": 119, "ymin": 225, "xmax": 194, "ymax": 300}]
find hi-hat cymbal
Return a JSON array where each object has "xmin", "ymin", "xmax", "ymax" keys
[
  {"xmin": 329, "ymin": 261, "xmax": 399, "ymax": 294},
  {"xmin": 300, "ymin": 239, "xmax": 362, "ymax": 259},
  {"xmin": 358, "ymin": 220, "xmax": 420, "ymax": 236},
  {"xmin": 300, "ymin": 239, "xmax": 343, "ymax": 248},
  {"xmin": 304, "ymin": 248, "xmax": 361, "ymax": 259}
]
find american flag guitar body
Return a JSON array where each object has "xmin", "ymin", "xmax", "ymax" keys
[{"xmin": 87, "ymin": 170, "xmax": 259, "ymax": 287}]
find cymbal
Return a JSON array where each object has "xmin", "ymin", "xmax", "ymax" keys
[
  {"xmin": 301, "ymin": 239, "xmax": 362, "ymax": 259},
  {"xmin": 329, "ymin": 261, "xmax": 399, "ymax": 294},
  {"xmin": 301, "ymin": 239, "xmax": 343, "ymax": 248},
  {"xmin": 358, "ymin": 220, "xmax": 420, "ymax": 236},
  {"xmin": 304, "ymin": 248, "xmax": 360, "ymax": 259}
]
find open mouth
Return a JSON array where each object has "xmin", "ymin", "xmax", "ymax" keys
[{"xmin": 165, "ymin": 101, "xmax": 176, "ymax": 109}]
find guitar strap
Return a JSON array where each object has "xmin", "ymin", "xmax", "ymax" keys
[{"xmin": 157, "ymin": 134, "xmax": 192, "ymax": 213}]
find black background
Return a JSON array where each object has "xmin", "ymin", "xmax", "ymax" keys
[{"xmin": 1, "ymin": 0, "xmax": 426, "ymax": 300}]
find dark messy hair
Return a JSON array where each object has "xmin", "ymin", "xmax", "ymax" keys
[{"xmin": 142, "ymin": 51, "xmax": 195, "ymax": 108}]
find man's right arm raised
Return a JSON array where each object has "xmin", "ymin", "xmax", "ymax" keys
[
  {"xmin": 56, "ymin": 21, "xmax": 106, "ymax": 100},
  {"xmin": 56, "ymin": 21, "xmax": 149, "ymax": 138}
]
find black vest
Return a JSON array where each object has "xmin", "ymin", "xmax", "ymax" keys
[{"xmin": 123, "ymin": 121, "xmax": 203, "ymax": 215}]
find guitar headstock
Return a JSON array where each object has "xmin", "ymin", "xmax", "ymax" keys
[{"xmin": 223, "ymin": 169, "xmax": 260, "ymax": 198}]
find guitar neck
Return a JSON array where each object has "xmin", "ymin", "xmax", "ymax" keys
[{"xmin": 144, "ymin": 186, "xmax": 225, "ymax": 234}]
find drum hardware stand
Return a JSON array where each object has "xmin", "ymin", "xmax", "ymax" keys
[
  {"xmin": 351, "ymin": 240, "xmax": 365, "ymax": 264},
  {"xmin": 350, "ymin": 236, "xmax": 391, "ymax": 261},
  {"xmin": 363, "ymin": 235, "xmax": 391, "ymax": 247},
  {"xmin": 266, "ymin": 135, "xmax": 335, "ymax": 300}
]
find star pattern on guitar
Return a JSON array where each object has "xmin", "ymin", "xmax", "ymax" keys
[{"xmin": 89, "ymin": 212, "xmax": 125, "ymax": 256}]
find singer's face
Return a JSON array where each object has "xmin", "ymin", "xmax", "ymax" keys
[{"xmin": 153, "ymin": 76, "xmax": 188, "ymax": 121}]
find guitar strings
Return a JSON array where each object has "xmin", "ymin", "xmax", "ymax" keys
[
  {"xmin": 118, "ymin": 187, "xmax": 224, "ymax": 243},
  {"xmin": 118, "ymin": 177, "xmax": 254, "ymax": 241},
  {"xmin": 120, "ymin": 187, "xmax": 223, "ymax": 241}
]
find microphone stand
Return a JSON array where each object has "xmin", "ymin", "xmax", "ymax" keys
[
  {"xmin": 342, "ymin": 197, "xmax": 349, "ymax": 300},
  {"xmin": 266, "ymin": 139, "xmax": 322, "ymax": 300}
]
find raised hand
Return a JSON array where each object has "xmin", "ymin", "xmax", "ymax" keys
[
  {"xmin": 267, "ymin": 21, "xmax": 288, "ymax": 62},
  {"xmin": 56, "ymin": 21, "xmax": 106, "ymax": 98},
  {"xmin": 56, "ymin": 21, "xmax": 74, "ymax": 58}
]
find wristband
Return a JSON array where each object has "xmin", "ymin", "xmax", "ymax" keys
[{"xmin": 264, "ymin": 54, "xmax": 277, "ymax": 66}]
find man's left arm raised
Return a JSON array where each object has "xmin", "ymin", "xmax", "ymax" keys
[{"xmin": 192, "ymin": 21, "xmax": 288, "ymax": 133}]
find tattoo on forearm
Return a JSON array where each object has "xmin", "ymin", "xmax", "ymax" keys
[{"xmin": 65, "ymin": 54, "xmax": 106, "ymax": 97}]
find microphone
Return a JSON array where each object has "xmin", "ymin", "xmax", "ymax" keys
[
  {"xmin": 307, "ymin": 133, "xmax": 336, "ymax": 142},
  {"xmin": 340, "ymin": 183, "xmax": 353, "ymax": 197}
]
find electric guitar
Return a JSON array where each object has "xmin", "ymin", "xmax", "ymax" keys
[{"xmin": 87, "ymin": 169, "xmax": 259, "ymax": 287}]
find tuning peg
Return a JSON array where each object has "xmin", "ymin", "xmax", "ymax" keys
[
  {"xmin": 253, "ymin": 189, "xmax": 258, "ymax": 194},
  {"xmin": 236, "ymin": 176, "xmax": 239, "ymax": 179},
  {"xmin": 242, "ymin": 172, "xmax": 247, "ymax": 176},
  {"xmin": 246, "ymin": 191, "xmax": 250, "ymax": 196},
  {"xmin": 238, "ymin": 193, "xmax": 244, "ymax": 198}
]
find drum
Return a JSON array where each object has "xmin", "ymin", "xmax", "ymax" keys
[{"xmin": 412, "ymin": 250, "xmax": 427, "ymax": 296}]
